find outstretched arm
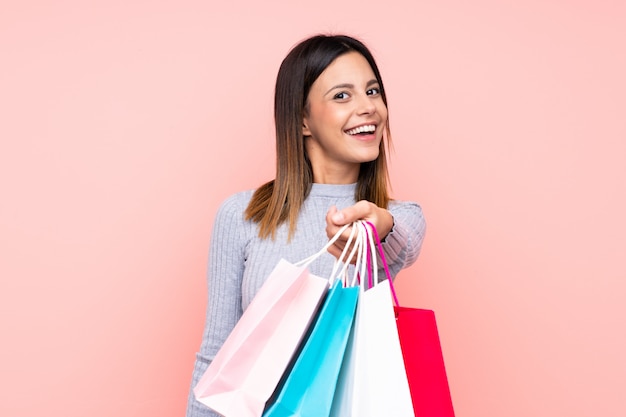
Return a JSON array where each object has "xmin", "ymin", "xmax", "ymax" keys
[{"xmin": 325, "ymin": 200, "xmax": 426, "ymax": 277}]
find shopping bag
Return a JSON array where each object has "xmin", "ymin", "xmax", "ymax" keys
[
  {"xmin": 330, "ymin": 221, "xmax": 415, "ymax": 417},
  {"xmin": 395, "ymin": 307, "xmax": 455, "ymax": 417},
  {"xmin": 262, "ymin": 279, "xmax": 359, "ymax": 417},
  {"xmin": 368, "ymin": 221, "xmax": 456, "ymax": 417},
  {"xmin": 194, "ymin": 225, "xmax": 352, "ymax": 417},
  {"xmin": 193, "ymin": 261, "xmax": 328, "ymax": 416}
]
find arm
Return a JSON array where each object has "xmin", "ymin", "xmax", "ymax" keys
[
  {"xmin": 378, "ymin": 200, "xmax": 426, "ymax": 277},
  {"xmin": 325, "ymin": 200, "xmax": 426, "ymax": 279},
  {"xmin": 186, "ymin": 194, "xmax": 249, "ymax": 417}
]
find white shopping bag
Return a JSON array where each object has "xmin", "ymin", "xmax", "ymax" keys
[{"xmin": 330, "ymin": 221, "xmax": 414, "ymax": 417}]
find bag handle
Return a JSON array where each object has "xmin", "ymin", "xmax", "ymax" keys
[
  {"xmin": 364, "ymin": 221, "xmax": 401, "ymax": 307},
  {"xmin": 342, "ymin": 221, "xmax": 369, "ymax": 288},
  {"xmin": 295, "ymin": 223, "xmax": 363, "ymax": 285},
  {"xmin": 332, "ymin": 224, "xmax": 363, "ymax": 285},
  {"xmin": 360, "ymin": 220, "xmax": 378, "ymax": 290},
  {"xmin": 364, "ymin": 221, "xmax": 377, "ymax": 289},
  {"xmin": 343, "ymin": 220, "xmax": 380, "ymax": 292},
  {"xmin": 295, "ymin": 223, "xmax": 351, "ymax": 268}
]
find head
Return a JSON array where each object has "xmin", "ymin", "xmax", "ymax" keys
[
  {"xmin": 274, "ymin": 34, "xmax": 391, "ymax": 188},
  {"xmin": 246, "ymin": 34, "xmax": 392, "ymax": 239}
]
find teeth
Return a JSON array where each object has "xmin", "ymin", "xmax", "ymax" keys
[{"xmin": 346, "ymin": 125, "xmax": 376, "ymax": 135}]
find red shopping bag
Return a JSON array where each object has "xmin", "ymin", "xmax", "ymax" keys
[
  {"xmin": 366, "ymin": 221, "xmax": 455, "ymax": 417},
  {"xmin": 395, "ymin": 306, "xmax": 455, "ymax": 417}
]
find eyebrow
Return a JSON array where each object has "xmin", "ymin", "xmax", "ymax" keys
[{"xmin": 324, "ymin": 79, "xmax": 379, "ymax": 96}]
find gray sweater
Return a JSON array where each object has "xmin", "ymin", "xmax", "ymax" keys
[{"xmin": 186, "ymin": 183, "xmax": 426, "ymax": 417}]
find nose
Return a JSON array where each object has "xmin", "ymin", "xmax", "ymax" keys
[{"xmin": 356, "ymin": 93, "xmax": 376, "ymax": 116}]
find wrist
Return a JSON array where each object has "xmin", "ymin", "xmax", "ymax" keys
[{"xmin": 378, "ymin": 209, "xmax": 394, "ymax": 241}]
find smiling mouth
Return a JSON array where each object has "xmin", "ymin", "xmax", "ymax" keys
[{"xmin": 345, "ymin": 124, "xmax": 376, "ymax": 136}]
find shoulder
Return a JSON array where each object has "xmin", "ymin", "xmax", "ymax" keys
[
  {"xmin": 211, "ymin": 190, "xmax": 257, "ymax": 242},
  {"xmin": 217, "ymin": 190, "xmax": 255, "ymax": 214},
  {"xmin": 212, "ymin": 190, "xmax": 256, "ymax": 228}
]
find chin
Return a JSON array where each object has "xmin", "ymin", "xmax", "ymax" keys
[{"xmin": 358, "ymin": 152, "xmax": 380, "ymax": 163}]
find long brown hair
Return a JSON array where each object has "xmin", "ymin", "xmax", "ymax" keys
[{"xmin": 245, "ymin": 34, "xmax": 392, "ymax": 239}]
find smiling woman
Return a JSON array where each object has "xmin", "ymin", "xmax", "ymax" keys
[
  {"xmin": 303, "ymin": 51, "xmax": 388, "ymax": 184},
  {"xmin": 185, "ymin": 34, "xmax": 427, "ymax": 417}
]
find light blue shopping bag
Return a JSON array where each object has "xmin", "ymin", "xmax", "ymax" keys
[{"xmin": 262, "ymin": 279, "xmax": 359, "ymax": 417}]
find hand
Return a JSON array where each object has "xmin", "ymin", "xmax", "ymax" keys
[{"xmin": 325, "ymin": 200, "xmax": 394, "ymax": 261}]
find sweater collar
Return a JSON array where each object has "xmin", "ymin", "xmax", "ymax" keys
[{"xmin": 308, "ymin": 183, "xmax": 357, "ymax": 198}]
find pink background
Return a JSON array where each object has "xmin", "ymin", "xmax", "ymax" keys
[{"xmin": 1, "ymin": 1, "xmax": 625, "ymax": 416}]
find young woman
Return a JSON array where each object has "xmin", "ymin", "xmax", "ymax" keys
[{"xmin": 186, "ymin": 34, "xmax": 426, "ymax": 417}]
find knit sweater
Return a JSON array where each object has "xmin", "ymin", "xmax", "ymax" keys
[{"xmin": 186, "ymin": 183, "xmax": 426, "ymax": 417}]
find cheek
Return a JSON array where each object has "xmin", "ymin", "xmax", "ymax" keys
[
  {"xmin": 316, "ymin": 110, "xmax": 344, "ymax": 132},
  {"xmin": 308, "ymin": 104, "xmax": 331, "ymax": 126},
  {"xmin": 379, "ymin": 105, "xmax": 389, "ymax": 123}
]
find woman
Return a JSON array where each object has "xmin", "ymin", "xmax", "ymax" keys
[{"xmin": 186, "ymin": 34, "xmax": 426, "ymax": 417}]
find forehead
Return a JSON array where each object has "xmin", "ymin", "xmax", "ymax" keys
[{"xmin": 314, "ymin": 51, "xmax": 377, "ymax": 86}]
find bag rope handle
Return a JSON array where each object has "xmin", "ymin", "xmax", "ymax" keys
[
  {"xmin": 295, "ymin": 223, "xmax": 365, "ymax": 286},
  {"xmin": 364, "ymin": 220, "xmax": 401, "ymax": 307},
  {"xmin": 295, "ymin": 223, "xmax": 351, "ymax": 267}
]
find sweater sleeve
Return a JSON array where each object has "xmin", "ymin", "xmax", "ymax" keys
[
  {"xmin": 380, "ymin": 200, "xmax": 427, "ymax": 279},
  {"xmin": 186, "ymin": 194, "xmax": 249, "ymax": 417}
]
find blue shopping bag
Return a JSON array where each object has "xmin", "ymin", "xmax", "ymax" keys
[{"xmin": 262, "ymin": 279, "xmax": 359, "ymax": 417}]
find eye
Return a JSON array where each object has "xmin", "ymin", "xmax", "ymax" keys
[
  {"xmin": 367, "ymin": 87, "xmax": 381, "ymax": 96},
  {"xmin": 333, "ymin": 91, "xmax": 350, "ymax": 100}
]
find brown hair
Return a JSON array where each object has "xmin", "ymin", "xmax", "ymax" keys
[{"xmin": 245, "ymin": 34, "xmax": 392, "ymax": 239}]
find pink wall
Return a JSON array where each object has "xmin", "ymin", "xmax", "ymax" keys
[{"xmin": 1, "ymin": 1, "xmax": 625, "ymax": 416}]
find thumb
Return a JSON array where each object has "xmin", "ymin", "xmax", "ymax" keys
[
  {"xmin": 326, "ymin": 205, "xmax": 341, "ymax": 225},
  {"xmin": 331, "ymin": 208, "xmax": 346, "ymax": 225}
]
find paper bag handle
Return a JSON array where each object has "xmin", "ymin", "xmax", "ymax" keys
[
  {"xmin": 295, "ymin": 223, "xmax": 351, "ymax": 268},
  {"xmin": 364, "ymin": 220, "xmax": 401, "ymax": 307},
  {"xmin": 296, "ymin": 223, "xmax": 365, "ymax": 285}
]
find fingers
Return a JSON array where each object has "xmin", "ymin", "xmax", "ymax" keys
[
  {"xmin": 326, "ymin": 244, "xmax": 343, "ymax": 261},
  {"xmin": 327, "ymin": 201, "xmax": 394, "ymax": 242},
  {"xmin": 326, "ymin": 205, "xmax": 359, "ymax": 263},
  {"xmin": 325, "ymin": 201, "xmax": 394, "ymax": 262},
  {"xmin": 330, "ymin": 200, "xmax": 372, "ymax": 226},
  {"xmin": 327, "ymin": 235, "xmax": 358, "ymax": 265}
]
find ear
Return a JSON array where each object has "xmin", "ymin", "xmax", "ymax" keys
[{"xmin": 302, "ymin": 117, "xmax": 312, "ymax": 137}]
